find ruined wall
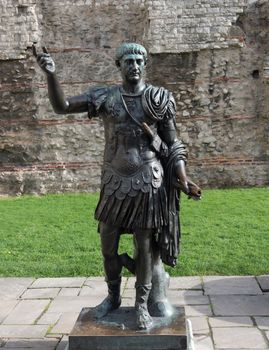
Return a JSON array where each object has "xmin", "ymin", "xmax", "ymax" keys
[{"xmin": 0, "ymin": 0, "xmax": 268, "ymax": 195}]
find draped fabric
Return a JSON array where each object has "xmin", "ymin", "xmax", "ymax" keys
[
  {"xmin": 158, "ymin": 140, "xmax": 188, "ymax": 267},
  {"xmin": 142, "ymin": 85, "xmax": 176, "ymax": 122}
]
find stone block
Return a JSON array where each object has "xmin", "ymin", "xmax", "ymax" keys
[
  {"xmin": 211, "ymin": 295, "xmax": 269, "ymax": 316},
  {"xmin": 266, "ymin": 331, "xmax": 269, "ymax": 342},
  {"xmin": 30, "ymin": 278, "xmax": 86, "ymax": 289},
  {"xmin": 184, "ymin": 305, "xmax": 212, "ymax": 317},
  {"xmin": 0, "ymin": 278, "xmax": 34, "ymax": 300},
  {"xmin": 169, "ymin": 277, "xmax": 202, "ymax": 290},
  {"xmin": 257, "ymin": 275, "xmax": 269, "ymax": 292},
  {"xmin": 3, "ymin": 300, "xmax": 49, "ymax": 325},
  {"xmin": 69, "ymin": 307, "xmax": 187, "ymax": 350},
  {"xmin": 167, "ymin": 290, "xmax": 209, "ymax": 306},
  {"xmin": 203, "ymin": 276, "xmax": 262, "ymax": 295},
  {"xmin": 193, "ymin": 335, "xmax": 214, "ymax": 350},
  {"xmin": 0, "ymin": 300, "xmax": 19, "ymax": 323},
  {"xmin": 47, "ymin": 296, "xmax": 104, "ymax": 314},
  {"xmin": 3, "ymin": 338, "xmax": 59, "ymax": 349},
  {"xmin": 123, "ymin": 277, "xmax": 136, "ymax": 289},
  {"xmin": 37, "ymin": 312, "xmax": 61, "ymax": 325},
  {"xmin": 21, "ymin": 288, "xmax": 60, "ymax": 299},
  {"xmin": 209, "ymin": 316, "xmax": 253, "ymax": 327},
  {"xmin": 55, "ymin": 335, "xmax": 68, "ymax": 350},
  {"xmin": 51, "ymin": 312, "xmax": 80, "ymax": 334},
  {"xmin": 187, "ymin": 317, "xmax": 209, "ymax": 335},
  {"xmin": 254, "ymin": 317, "xmax": 269, "ymax": 330},
  {"xmin": 79, "ymin": 285, "xmax": 107, "ymax": 297},
  {"xmin": 212, "ymin": 327, "xmax": 268, "ymax": 349},
  {"xmin": 0, "ymin": 325, "xmax": 48, "ymax": 338},
  {"xmin": 58, "ymin": 288, "xmax": 80, "ymax": 297}
]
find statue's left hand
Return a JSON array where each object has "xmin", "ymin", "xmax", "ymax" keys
[{"xmin": 187, "ymin": 178, "xmax": 202, "ymax": 200}]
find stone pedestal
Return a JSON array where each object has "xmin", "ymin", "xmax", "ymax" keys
[{"xmin": 68, "ymin": 307, "xmax": 187, "ymax": 350}]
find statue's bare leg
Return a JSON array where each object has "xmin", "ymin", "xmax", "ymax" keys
[
  {"xmin": 148, "ymin": 242, "xmax": 173, "ymax": 317},
  {"xmin": 134, "ymin": 229, "xmax": 153, "ymax": 329},
  {"xmin": 120, "ymin": 240, "xmax": 172, "ymax": 318},
  {"xmin": 94, "ymin": 222, "xmax": 122, "ymax": 319}
]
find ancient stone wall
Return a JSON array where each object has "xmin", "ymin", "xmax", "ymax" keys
[{"xmin": 0, "ymin": 0, "xmax": 268, "ymax": 195}]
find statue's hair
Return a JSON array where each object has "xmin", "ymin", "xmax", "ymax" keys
[{"xmin": 115, "ymin": 42, "xmax": 147, "ymax": 67}]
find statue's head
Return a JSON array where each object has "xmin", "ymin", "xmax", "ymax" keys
[{"xmin": 115, "ymin": 43, "xmax": 147, "ymax": 84}]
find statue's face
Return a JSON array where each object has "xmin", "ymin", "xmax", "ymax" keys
[{"xmin": 119, "ymin": 54, "xmax": 146, "ymax": 84}]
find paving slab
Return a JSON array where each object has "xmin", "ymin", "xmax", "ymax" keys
[
  {"xmin": 124, "ymin": 277, "xmax": 136, "ymax": 289},
  {"xmin": 3, "ymin": 338, "xmax": 59, "ymax": 349},
  {"xmin": 169, "ymin": 277, "xmax": 202, "ymax": 290},
  {"xmin": 31, "ymin": 278, "xmax": 86, "ymax": 289},
  {"xmin": 211, "ymin": 295, "xmax": 269, "ymax": 316},
  {"xmin": 254, "ymin": 317, "xmax": 269, "ymax": 330},
  {"xmin": 37, "ymin": 312, "xmax": 62, "ymax": 326},
  {"xmin": 0, "ymin": 325, "xmax": 48, "ymax": 338},
  {"xmin": 257, "ymin": 275, "xmax": 269, "ymax": 292},
  {"xmin": 0, "ymin": 301, "xmax": 19, "ymax": 323},
  {"xmin": 121, "ymin": 288, "xmax": 135, "ymax": 298},
  {"xmin": 83, "ymin": 280, "xmax": 126, "ymax": 296},
  {"xmin": 50, "ymin": 312, "xmax": 80, "ymax": 334},
  {"xmin": 167, "ymin": 290, "xmax": 209, "ymax": 305},
  {"xmin": 0, "ymin": 279, "xmax": 34, "ymax": 300},
  {"xmin": 47, "ymin": 296, "xmax": 104, "ymax": 313},
  {"xmin": 79, "ymin": 286, "xmax": 107, "ymax": 297},
  {"xmin": 55, "ymin": 336, "xmax": 68, "ymax": 350},
  {"xmin": 193, "ymin": 335, "xmax": 214, "ymax": 350},
  {"xmin": 209, "ymin": 316, "xmax": 253, "ymax": 327},
  {"xmin": 2, "ymin": 348, "xmax": 54, "ymax": 350},
  {"xmin": 58, "ymin": 289, "xmax": 80, "ymax": 297},
  {"xmin": 121, "ymin": 298, "xmax": 134, "ymax": 307},
  {"xmin": 187, "ymin": 317, "xmax": 209, "ymax": 335},
  {"xmin": 185, "ymin": 305, "xmax": 212, "ymax": 317},
  {"xmin": 3, "ymin": 300, "xmax": 49, "ymax": 325},
  {"xmin": 265, "ymin": 331, "xmax": 269, "ymax": 342},
  {"xmin": 203, "ymin": 276, "xmax": 262, "ymax": 295},
  {"xmin": 84, "ymin": 277, "xmax": 104, "ymax": 283},
  {"xmin": 212, "ymin": 327, "xmax": 268, "ymax": 349},
  {"xmin": 21, "ymin": 288, "xmax": 60, "ymax": 299}
]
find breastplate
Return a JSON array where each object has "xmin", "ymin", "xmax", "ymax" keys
[{"xmin": 104, "ymin": 89, "xmax": 158, "ymax": 176}]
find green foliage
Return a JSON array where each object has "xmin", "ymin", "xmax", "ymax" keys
[{"xmin": 0, "ymin": 188, "xmax": 268, "ymax": 277}]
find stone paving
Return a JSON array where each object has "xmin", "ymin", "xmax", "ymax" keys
[{"xmin": 0, "ymin": 275, "xmax": 268, "ymax": 350}]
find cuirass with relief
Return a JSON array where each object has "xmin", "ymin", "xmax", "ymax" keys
[{"xmin": 102, "ymin": 88, "xmax": 159, "ymax": 176}]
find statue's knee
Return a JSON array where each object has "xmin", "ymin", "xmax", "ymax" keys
[{"xmin": 102, "ymin": 250, "xmax": 118, "ymax": 262}]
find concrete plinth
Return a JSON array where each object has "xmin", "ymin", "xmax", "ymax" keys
[{"xmin": 68, "ymin": 307, "xmax": 187, "ymax": 350}]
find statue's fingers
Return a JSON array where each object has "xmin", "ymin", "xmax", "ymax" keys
[
  {"xmin": 39, "ymin": 57, "xmax": 51, "ymax": 67},
  {"xmin": 37, "ymin": 54, "xmax": 50, "ymax": 63},
  {"xmin": 40, "ymin": 61, "xmax": 48, "ymax": 68},
  {"xmin": 32, "ymin": 44, "xmax": 38, "ymax": 57},
  {"xmin": 42, "ymin": 46, "xmax": 49, "ymax": 54}
]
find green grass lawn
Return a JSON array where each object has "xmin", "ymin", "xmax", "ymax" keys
[{"xmin": 0, "ymin": 187, "xmax": 268, "ymax": 277}]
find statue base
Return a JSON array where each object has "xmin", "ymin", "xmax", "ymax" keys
[{"xmin": 68, "ymin": 306, "xmax": 187, "ymax": 350}]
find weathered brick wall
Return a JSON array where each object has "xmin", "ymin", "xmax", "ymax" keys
[{"xmin": 0, "ymin": 0, "xmax": 268, "ymax": 195}]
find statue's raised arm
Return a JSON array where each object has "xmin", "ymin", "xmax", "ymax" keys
[{"xmin": 33, "ymin": 44, "xmax": 88, "ymax": 115}]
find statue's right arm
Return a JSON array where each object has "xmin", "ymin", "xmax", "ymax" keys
[{"xmin": 34, "ymin": 46, "xmax": 88, "ymax": 115}]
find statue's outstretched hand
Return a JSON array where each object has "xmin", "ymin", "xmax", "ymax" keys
[
  {"xmin": 175, "ymin": 177, "xmax": 202, "ymax": 200},
  {"xmin": 187, "ymin": 178, "xmax": 202, "ymax": 200},
  {"xmin": 33, "ymin": 44, "xmax": 56, "ymax": 75}
]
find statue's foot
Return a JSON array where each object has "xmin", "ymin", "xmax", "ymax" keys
[
  {"xmin": 148, "ymin": 299, "xmax": 174, "ymax": 317},
  {"xmin": 93, "ymin": 296, "xmax": 121, "ymax": 319},
  {"xmin": 136, "ymin": 304, "xmax": 153, "ymax": 330}
]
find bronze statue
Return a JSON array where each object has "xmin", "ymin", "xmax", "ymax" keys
[{"xmin": 34, "ymin": 43, "xmax": 201, "ymax": 330}]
